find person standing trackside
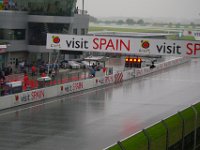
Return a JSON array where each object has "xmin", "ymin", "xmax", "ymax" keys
[
  {"xmin": 41, "ymin": 72, "xmax": 46, "ymax": 77},
  {"xmin": 31, "ymin": 65, "xmax": 36, "ymax": 76},
  {"xmin": 0, "ymin": 70, "xmax": 5, "ymax": 96},
  {"xmin": 15, "ymin": 58, "xmax": 19, "ymax": 69},
  {"xmin": 23, "ymin": 72, "xmax": 29, "ymax": 89}
]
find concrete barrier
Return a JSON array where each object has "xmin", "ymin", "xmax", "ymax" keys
[
  {"xmin": 0, "ymin": 57, "xmax": 190, "ymax": 110},
  {"xmin": 135, "ymin": 56, "xmax": 190, "ymax": 77}
]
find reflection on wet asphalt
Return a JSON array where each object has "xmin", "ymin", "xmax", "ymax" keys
[{"xmin": 0, "ymin": 59, "xmax": 200, "ymax": 150}]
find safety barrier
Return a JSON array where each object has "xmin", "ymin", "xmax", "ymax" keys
[
  {"xmin": 0, "ymin": 56, "xmax": 190, "ymax": 110},
  {"xmin": 135, "ymin": 56, "xmax": 190, "ymax": 77},
  {"xmin": 104, "ymin": 102, "xmax": 200, "ymax": 150}
]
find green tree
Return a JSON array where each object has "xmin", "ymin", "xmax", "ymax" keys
[
  {"xmin": 137, "ymin": 19, "xmax": 144, "ymax": 25},
  {"xmin": 126, "ymin": 18, "xmax": 135, "ymax": 25},
  {"xmin": 116, "ymin": 20, "xmax": 124, "ymax": 25},
  {"xmin": 104, "ymin": 20, "xmax": 112, "ymax": 24}
]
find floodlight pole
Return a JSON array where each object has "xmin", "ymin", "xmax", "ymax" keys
[
  {"xmin": 82, "ymin": 0, "xmax": 84, "ymax": 15},
  {"xmin": 47, "ymin": 52, "xmax": 51, "ymax": 76}
]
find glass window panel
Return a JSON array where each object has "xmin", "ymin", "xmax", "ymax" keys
[
  {"xmin": 0, "ymin": 29, "xmax": 25, "ymax": 40},
  {"xmin": 28, "ymin": 23, "xmax": 69, "ymax": 45},
  {"xmin": 15, "ymin": 0, "xmax": 77, "ymax": 16}
]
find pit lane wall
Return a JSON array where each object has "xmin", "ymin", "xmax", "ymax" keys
[
  {"xmin": 0, "ymin": 56, "xmax": 190, "ymax": 110},
  {"xmin": 134, "ymin": 56, "xmax": 189, "ymax": 77}
]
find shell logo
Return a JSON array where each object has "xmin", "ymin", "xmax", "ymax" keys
[
  {"xmin": 141, "ymin": 40, "xmax": 150, "ymax": 49},
  {"xmin": 52, "ymin": 36, "xmax": 60, "ymax": 44}
]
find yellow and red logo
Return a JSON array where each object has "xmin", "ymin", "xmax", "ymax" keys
[
  {"xmin": 52, "ymin": 36, "xmax": 60, "ymax": 44},
  {"xmin": 141, "ymin": 40, "xmax": 150, "ymax": 49}
]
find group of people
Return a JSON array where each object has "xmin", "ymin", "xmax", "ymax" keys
[
  {"xmin": 0, "ymin": 68, "xmax": 13, "ymax": 96},
  {"xmin": 89, "ymin": 63, "xmax": 103, "ymax": 77},
  {"xmin": 29, "ymin": 63, "xmax": 57, "ymax": 77},
  {"xmin": 23, "ymin": 65, "xmax": 47, "ymax": 90},
  {"xmin": 0, "ymin": 61, "xmax": 60, "ymax": 95}
]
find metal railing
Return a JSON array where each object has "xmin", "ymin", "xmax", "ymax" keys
[
  {"xmin": 105, "ymin": 102, "xmax": 200, "ymax": 150},
  {"xmin": 0, "ymin": 70, "xmax": 90, "ymax": 97}
]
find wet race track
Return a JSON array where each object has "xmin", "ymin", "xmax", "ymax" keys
[{"xmin": 0, "ymin": 58, "xmax": 200, "ymax": 150}]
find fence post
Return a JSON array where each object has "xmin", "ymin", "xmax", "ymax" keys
[
  {"xmin": 68, "ymin": 73, "xmax": 70, "ymax": 82},
  {"xmin": 191, "ymin": 105, "xmax": 198, "ymax": 150},
  {"xmin": 43, "ymin": 78, "xmax": 45, "ymax": 88},
  {"xmin": 162, "ymin": 120, "xmax": 169, "ymax": 150},
  {"xmin": 117, "ymin": 141, "xmax": 126, "ymax": 150},
  {"xmin": 143, "ymin": 129, "xmax": 150, "ymax": 150},
  {"xmin": 178, "ymin": 112, "xmax": 185, "ymax": 150},
  {"xmin": 78, "ymin": 72, "xmax": 80, "ymax": 80}
]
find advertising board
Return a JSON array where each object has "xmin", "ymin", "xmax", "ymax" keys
[
  {"xmin": 0, "ymin": 45, "xmax": 7, "ymax": 49},
  {"xmin": 183, "ymin": 30, "xmax": 200, "ymax": 40},
  {"xmin": 47, "ymin": 34, "xmax": 200, "ymax": 57}
]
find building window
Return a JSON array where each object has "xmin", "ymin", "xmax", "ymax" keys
[
  {"xmin": 15, "ymin": 0, "xmax": 76, "ymax": 16},
  {"xmin": 81, "ymin": 28, "xmax": 85, "ymax": 35},
  {"xmin": 73, "ymin": 28, "xmax": 77, "ymax": 35},
  {"xmin": 28, "ymin": 23, "xmax": 69, "ymax": 45},
  {"xmin": 0, "ymin": 29, "xmax": 26, "ymax": 40}
]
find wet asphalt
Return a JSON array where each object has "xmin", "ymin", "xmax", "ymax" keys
[{"xmin": 0, "ymin": 58, "xmax": 200, "ymax": 150}]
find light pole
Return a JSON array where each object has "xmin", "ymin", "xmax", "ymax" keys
[
  {"xmin": 82, "ymin": 0, "xmax": 84, "ymax": 15},
  {"xmin": 0, "ymin": 44, "xmax": 7, "ymax": 69}
]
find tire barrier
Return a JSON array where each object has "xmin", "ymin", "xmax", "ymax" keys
[{"xmin": 105, "ymin": 102, "xmax": 200, "ymax": 150}]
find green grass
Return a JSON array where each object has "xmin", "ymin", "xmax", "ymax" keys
[
  {"xmin": 107, "ymin": 132, "xmax": 148, "ymax": 150},
  {"xmin": 89, "ymin": 26, "xmax": 196, "ymax": 41},
  {"xmin": 193, "ymin": 103, "xmax": 200, "ymax": 128},
  {"xmin": 121, "ymin": 132, "xmax": 148, "ymax": 150},
  {"xmin": 146, "ymin": 123, "xmax": 167, "ymax": 150},
  {"xmin": 180, "ymin": 107, "xmax": 195, "ymax": 135},
  {"xmin": 164, "ymin": 114, "xmax": 183, "ymax": 146},
  {"xmin": 167, "ymin": 35, "xmax": 195, "ymax": 40},
  {"xmin": 89, "ymin": 26, "xmax": 168, "ymax": 33}
]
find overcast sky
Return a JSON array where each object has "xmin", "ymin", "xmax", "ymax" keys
[{"xmin": 77, "ymin": 0, "xmax": 200, "ymax": 19}]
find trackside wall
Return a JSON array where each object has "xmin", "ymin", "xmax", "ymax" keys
[{"xmin": 0, "ymin": 56, "xmax": 190, "ymax": 110}]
